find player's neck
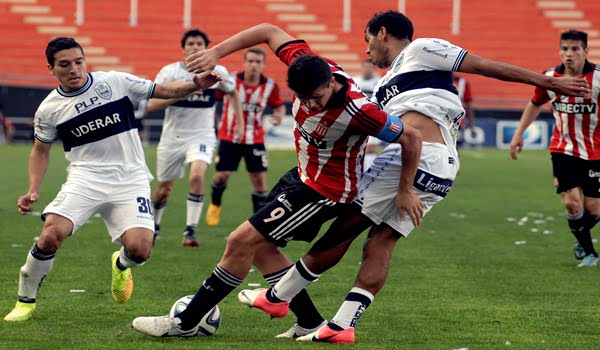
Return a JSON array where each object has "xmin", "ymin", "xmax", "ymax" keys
[
  {"xmin": 243, "ymin": 71, "xmax": 260, "ymax": 85},
  {"xmin": 564, "ymin": 63, "xmax": 584, "ymax": 77},
  {"xmin": 386, "ymin": 39, "xmax": 410, "ymax": 68}
]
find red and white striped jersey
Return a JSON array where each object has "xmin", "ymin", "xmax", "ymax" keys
[
  {"xmin": 218, "ymin": 72, "xmax": 283, "ymax": 144},
  {"xmin": 276, "ymin": 40, "xmax": 389, "ymax": 203},
  {"xmin": 532, "ymin": 61, "xmax": 600, "ymax": 160},
  {"xmin": 453, "ymin": 75, "xmax": 472, "ymax": 128}
]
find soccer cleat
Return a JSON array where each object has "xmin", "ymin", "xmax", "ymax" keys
[
  {"xmin": 296, "ymin": 324, "xmax": 355, "ymax": 344},
  {"xmin": 238, "ymin": 288, "xmax": 289, "ymax": 318},
  {"xmin": 275, "ymin": 320, "xmax": 328, "ymax": 339},
  {"xmin": 132, "ymin": 315, "xmax": 199, "ymax": 337},
  {"xmin": 111, "ymin": 251, "xmax": 133, "ymax": 304},
  {"xmin": 206, "ymin": 204, "xmax": 221, "ymax": 226},
  {"xmin": 4, "ymin": 301, "xmax": 36, "ymax": 322},
  {"xmin": 577, "ymin": 254, "xmax": 599, "ymax": 267},
  {"xmin": 182, "ymin": 228, "xmax": 200, "ymax": 247},
  {"xmin": 574, "ymin": 241, "xmax": 586, "ymax": 260}
]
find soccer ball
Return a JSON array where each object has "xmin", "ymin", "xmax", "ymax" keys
[{"xmin": 169, "ymin": 295, "xmax": 221, "ymax": 336}]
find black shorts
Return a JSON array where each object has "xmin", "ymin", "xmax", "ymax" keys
[
  {"xmin": 216, "ymin": 140, "xmax": 267, "ymax": 173},
  {"xmin": 551, "ymin": 153, "xmax": 600, "ymax": 197},
  {"xmin": 248, "ymin": 167, "xmax": 349, "ymax": 247}
]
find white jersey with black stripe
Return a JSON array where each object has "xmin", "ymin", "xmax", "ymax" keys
[
  {"xmin": 34, "ymin": 71, "xmax": 155, "ymax": 180},
  {"xmin": 371, "ymin": 38, "xmax": 468, "ymax": 157}
]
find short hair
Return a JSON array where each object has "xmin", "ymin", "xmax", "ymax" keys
[
  {"xmin": 244, "ymin": 47, "xmax": 267, "ymax": 61},
  {"xmin": 366, "ymin": 10, "xmax": 414, "ymax": 41},
  {"xmin": 560, "ymin": 30, "xmax": 587, "ymax": 49},
  {"xmin": 287, "ymin": 55, "xmax": 332, "ymax": 96},
  {"xmin": 45, "ymin": 37, "xmax": 84, "ymax": 66},
  {"xmin": 181, "ymin": 29, "xmax": 210, "ymax": 48}
]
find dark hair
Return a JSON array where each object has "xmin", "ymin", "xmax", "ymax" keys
[
  {"xmin": 244, "ymin": 47, "xmax": 267, "ymax": 61},
  {"xmin": 181, "ymin": 29, "xmax": 210, "ymax": 48},
  {"xmin": 45, "ymin": 37, "xmax": 84, "ymax": 66},
  {"xmin": 366, "ymin": 10, "xmax": 413, "ymax": 41},
  {"xmin": 560, "ymin": 30, "xmax": 587, "ymax": 49},
  {"xmin": 287, "ymin": 55, "xmax": 332, "ymax": 96}
]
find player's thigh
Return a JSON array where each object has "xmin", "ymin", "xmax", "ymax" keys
[
  {"xmin": 99, "ymin": 179, "xmax": 154, "ymax": 244},
  {"xmin": 243, "ymin": 143, "xmax": 268, "ymax": 173},
  {"xmin": 37, "ymin": 213, "xmax": 75, "ymax": 250},
  {"xmin": 248, "ymin": 171, "xmax": 267, "ymax": 191},
  {"xmin": 215, "ymin": 140, "xmax": 243, "ymax": 172},
  {"xmin": 189, "ymin": 159, "xmax": 209, "ymax": 180},
  {"xmin": 157, "ymin": 143, "xmax": 186, "ymax": 182},
  {"xmin": 185, "ymin": 139, "xmax": 216, "ymax": 168}
]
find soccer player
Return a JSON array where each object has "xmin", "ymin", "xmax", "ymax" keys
[
  {"xmin": 0, "ymin": 103, "xmax": 15, "ymax": 145},
  {"xmin": 234, "ymin": 12, "xmax": 592, "ymax": 344},
  {"xmin": 353, "ymin": 59, "xmax": 380, "ymax": 98},
  {"xmin": 510, "ymin": 30, "xmax": 600, "ymax": 267},
  {"xmin": 453, "ymin": 73, "xmax": 475, "ymax": 147},
  {"xmin": 4, "ymin": 37, "xmax": 224, "ymax": 322},
  {"xmin": 131, "ymin": 23, "xmax": 424, "ymax": 338},
  {"xmin": 206, "ymin": 47, "xmax": 285, "ymax": 225},
  {"xmin": 149, "ymin": 29, "xmax": 244, "ymax": 247}
]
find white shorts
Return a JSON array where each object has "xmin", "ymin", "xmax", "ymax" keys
[
  {"xmin": 43, "ymin": 175, "xmax": 154, "ymax": 243},
  {"xmin": 355, "ymin": 142, "xmax": 459, "ymax": 236},
  {"xmin": 156, "ymin": 137, "xmax": 216, "ymax": 182}
]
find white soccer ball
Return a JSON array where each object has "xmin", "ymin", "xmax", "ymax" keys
[{"xmin": 169, "ymin": 295, "xmax": 221, "ymax": 336}]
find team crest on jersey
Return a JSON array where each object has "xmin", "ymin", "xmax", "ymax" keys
[
  {"xmin": 314, "ymin": 121, "xmax": 329, "ymax": 137},
  {"xmin": 393, "ymin": 55, "xmax": 404, "ymax": 73},
  {"xmin": 94, "ymin": 82, "xmax": 112, "ymax": 100}
]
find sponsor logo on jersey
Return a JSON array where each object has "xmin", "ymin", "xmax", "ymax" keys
[
  {"xmin": 421, "ymin": 47, "xmax": 449, "ymax": 59},
  {"xmin": 277, "ymin": 194, "xmax": 293, "ymax": 211},
  {"xmin": 242, "ymin": 102, "xmax": 264, "ymax": 114},
  {"xmin": 70, "ymin": 113, "xmax": 122, "ymax": 138},
  {"xmin": 551, "ymin": 102, "xmax": 596, "ymax": 114},
  {"xmin": 75, "ymin": 97, "xmax": 101, "ymax": 114},
  {"xmin": 414, "ymin": 169, "xmax": 453, "ymax": 197},
  {"xmin": 297, "ymin": 123, "xmax": 326, "ymax": 149},
  {"xmin": 94, "ymin": 82, "xmax": 112, "ymax": 100}
]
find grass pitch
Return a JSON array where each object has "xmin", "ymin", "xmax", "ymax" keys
[{"xmin": 0, "ymin": 145, "xmax": 598, "ymax": 349}]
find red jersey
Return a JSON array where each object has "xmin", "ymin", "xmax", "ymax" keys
[
  {"xmin": 218, "ymin": 72, "xmax": 283, "ymax": 144},
  {"xmin": 532, "ymin": 61, "xmax": 600, "ymax": 160},
  {"xmin": 452, "ymin": 75, "xmax": 472, "ymax": 128},
  {"xmin": 277, "ymin": 40, "xmax": 390, "ymax": 203}
]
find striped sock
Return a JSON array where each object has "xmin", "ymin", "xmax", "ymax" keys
[
  {"xmin": 18, "ymin": 244, "xmax": 56, "ymax": 303},
  {"xmin": 153, "ymin": 201, "xmax": 167, "ymax": 225},
  {"xmin": 330, "ymin": 287, "xmax": 374, "ymax": 329},
  {"xmin": 186, "ymin": 193, "xmax": 205, "ymax": 231},
  {"xmin": 270, "ymin": 258, "xmax": 320, "ymax": 302}
]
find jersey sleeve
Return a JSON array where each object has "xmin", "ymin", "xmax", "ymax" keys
[
  {"xmin": 275, "ymin": 40, "xmax": 318, "ymax": 66},
  {"xmin": 531, "ymin": 86, "xmax": 551, "ymax": 105},
  {"xmin": 33, "ymin": 108, "xmax": 57, "ymax": 143},
  {"xmin": 214, "ymin": 66, "xmax": 236, "ymax": 93},
  {"xmin": 268, "ymin": 82, "xmax": 284, "ymax": 108},
  {"xmin": 113, "ymin": 71, "xmax": 156, "ymax": 103},
  {"xmin": 408, "ymin": 38, "xmax": 468, "ymax": 72}
]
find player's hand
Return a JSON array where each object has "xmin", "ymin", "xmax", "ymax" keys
[
  {"xmin": 186, "ymin": 49, "xmax": 218, "ymax": 73},
  {"xmin": 17, "ymin": 192, "xmax": 39, "ymax": 215},
  {"xmin": 270, "ymin": 113, "xmax": 283, "ymax": 126},
  {"xmin": 193, "ymin": 70, "xmax": 222, "ymax": 90},
  {"xmin": 233, "ymin": 122, "xmax": 245, "ymax": 143},
  {"xmin": 395, "ymin": 190, "xmax": 423, "ymax": 227},
  {"xmin": 509, "ymin": 133, "xmax": 524, "ymax": 160},
  {"xmin": 549, "ymin": 76, "xmax": 591, "ymax": 98}
]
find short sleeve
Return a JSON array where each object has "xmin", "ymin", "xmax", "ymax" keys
[
  {"xmin": 275, "ymin": 40, "xmax": 317, "ymax": 66},
  {"xmin": 33, "ymin": 108, "xmax": 57, "ymax": 143},
  {"xmin": 214, "ymin": 66, "xmax": 236, "ymax": 93},
  {"xmin": 532, "ymin": 86, "xmax": 551, "ymax": 106},
  {"xmin": 268, "ymin": 82, "xmax": 284, "ymax": 108},
  {"xmin": 113, "ymin": 71, "xmax": 156, "ymax": 103},
  {"xmin": 351, "ymin": 101, "xmax": 388, "ymax": 136},
  {"xmin": 408, "ymin": 38, "xmax": 468, "ymax": 72}
]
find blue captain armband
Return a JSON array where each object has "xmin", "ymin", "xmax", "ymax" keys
[{"xmin": 374, "ymin": 114, "xmax": 404, "ymax": 142}]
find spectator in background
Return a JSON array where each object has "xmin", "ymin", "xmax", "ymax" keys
[
  {"xmin": 354, "ymin": 60, "xmax": 382, "ymax": 170},
  {"xmin": 0, "ymin": 103, "xmax": 15, "ymax": 144},
  {"xmin": 453, "ymin": 73, "xmax": 475, "ymax": 147}
]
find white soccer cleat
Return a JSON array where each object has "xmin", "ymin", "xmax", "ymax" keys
[
  {"xmin": 275, "ymin": 320, "xmax": 328, "ymax": 339},
  {"xmin": 132, "ymin": 315, "xmax": 199, "ymax": 338},
  {"xmin": 577, "ymin": 255, "xmax": 599, "ymax": 267}
]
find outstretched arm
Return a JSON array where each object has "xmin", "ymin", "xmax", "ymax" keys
[
  {"xmin": 187, "ymin": 23, "xmax": 296, "ymax": 72},
  {"xmin": 152, "ymin": 71, "xmax": 222, "ymax": 99},
  {"xmin": 459, "ymin": 54, "xmax": 591, "ymax": 97}
]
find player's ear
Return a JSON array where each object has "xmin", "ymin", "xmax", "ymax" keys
[
  {"xmin": 378, "ymin": 26, "xmax": 387, "ymax": 40},
  {"xmin": 47, "ymin": 64, "xmax": 55, "ymax": 76}
]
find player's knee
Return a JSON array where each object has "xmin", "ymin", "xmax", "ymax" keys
[
  {"xmin": 224, "ymin": 224, "xmax": 263, "ymax": 258},
  {"xmin": 38, "ymin": 223, "xmax": 69, "ymax": 252},
  {"xmin": 156, "ymin": 182, "xmax": 174, "ymax": 201},
  {"xmin": 564, "ymin": 200, "xmax": 583, "ymax": 214},
  {"xmin": 190, "ymin": 173, "xmax": 205, "ymax": 187},
  {"xmin": 123, "ymin": 242, "xmax": 151, "ymax": 262},
  {"xmin": 214, "ymin": 172, "xmax": 231, "ymax": 185}
]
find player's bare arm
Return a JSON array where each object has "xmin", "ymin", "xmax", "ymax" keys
[
  {"xmin": 227, "ymin": 89, "xmax": 245, "ymax": 142},
  {"xmin": 146, "ymin": 97, "xmax": 181, "ymax": 112},
  {"xmin": 509, "ymin": 101, "xmax": 544, "ymax": 160},
  {"xmin": 393, "ymin": 123, "xmax": 424, "ymax": 226},
  {"xmin": 459, "ymin": 53, "xmax": 591, "ymax": 97},
  {"xmin": 186, "ymin": 24, "xmax": 295, "ymax": 72},
  {"xmin": 152, "ymin": 70, "xmax": 222, "ymax": 99},
  {"xmin": 18, "ymin": 140, "xmax": 52, "ymax": 215}
]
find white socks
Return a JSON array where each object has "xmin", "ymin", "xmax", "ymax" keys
[
  {"xmin": 272, "ymin": 258, "xmax": 320, "ymax": 302},
  {"xmin": 186, "ymin": 193, "xmax": 205, "ymax": 230},
  {"xmin": 18, "ymin": 244, "xmax": 55, "ymax": 302},
  {"xmin": 331, "ymin": 287, "xmax": 374, "ymax": 329}
]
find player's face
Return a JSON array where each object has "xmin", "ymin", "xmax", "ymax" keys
[
  {"xmin": 295, "ymin": 77, "xmax": 335, "ymax": 113},
  {"xmin": 183, "ymin": 36, "xmax": 207, "ymax": 58},
  {"xmin": 365, "ymin": 30, "xmax": 388, "ymax": 69},
  {"xmin": 560, "ymin": 40, "xmax": 588, "ymax": 70},
  {"xmin": 244, "ymin": 52, "xmax": 266, "ymax": 76},
  {"xmin": 49, "ymin": 47, "xmax": 87, "ymax": 92}
]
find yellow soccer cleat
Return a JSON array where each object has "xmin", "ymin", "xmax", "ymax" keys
[
  {"xmin": 111, "ymin": 251, "xmax": 133, "ymax": 304},
  {"xmin": 4, "ymin": 301, "xmax": 35, "ymax": 322},
  {"xmin": 206, "ymin": 204, "xmax": 221, "ymax": 226}
]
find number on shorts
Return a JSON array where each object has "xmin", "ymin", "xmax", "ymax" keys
[
  {"xmin": 263, "ymin": 207, "xmax": 285, "ymax": 223},
  {"xmin": 199, "ymin": 144, "xmax": 206, "ymax": 152},
  {"xmin": 137, "ymin": 197, "xmax": 152, "ymax": 214}
]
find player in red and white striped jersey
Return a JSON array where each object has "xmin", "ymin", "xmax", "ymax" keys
[
  {"xmin": 207, "ymin": 47, "xmax": 286, "ymax": 225},
  {"xmin": 132, "ymin": 23, "xmax": 423, "ymax": 338},
  {"xmin": 511, "ymin": 30, "xmax": 600, "ymax": 267}
]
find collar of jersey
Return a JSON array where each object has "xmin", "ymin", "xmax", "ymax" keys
[
  {"xmin": 555, "ymin": 59, "xmax": 593, "ymax": 75},
  {"xmin": 57, "ymin": 73, "xmax": 93, "ymax": 97},
  {"xmin": 325, "ymin": 74, "xmax": 349, "ymax": 109}
]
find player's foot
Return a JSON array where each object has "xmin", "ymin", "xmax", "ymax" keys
[
  {"xmin": 238, "ymin": 288, "xmax": 289, "ymax": 318},
  {"xmin": 182, "ymin": 227, "xmax": 200, "ymax": 247},
  {"xmin": 132, "ymin": 315, "xmax": 199, "ymax": 337},
  {"xmin": 111, "ymin": 251, "xmax": 133, "ymax": 303},
  {"xmin": 4, "ymin": 301, "xmax": 35, "ymax": 322},
  {"xmin": 153, "ymin": 224, "xmax": 160, "ymax": 245},
  {"xmin": 275, "ymin": 320, "xmax": 328, "ymax": 339},
  {"xmin": 206, "ymin": 204, "xmax": 221, "ymax": 226},
  {"xmin": 577, "ymin": 254, "xmax": 599, "ymax": 267},
  {"xmin": 574, "ymin": 241, "xmax": 586, "ymax": 260},
  {"xmin": 296, "ymin": 323, "xmax": 355, "ymax": 344}
]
